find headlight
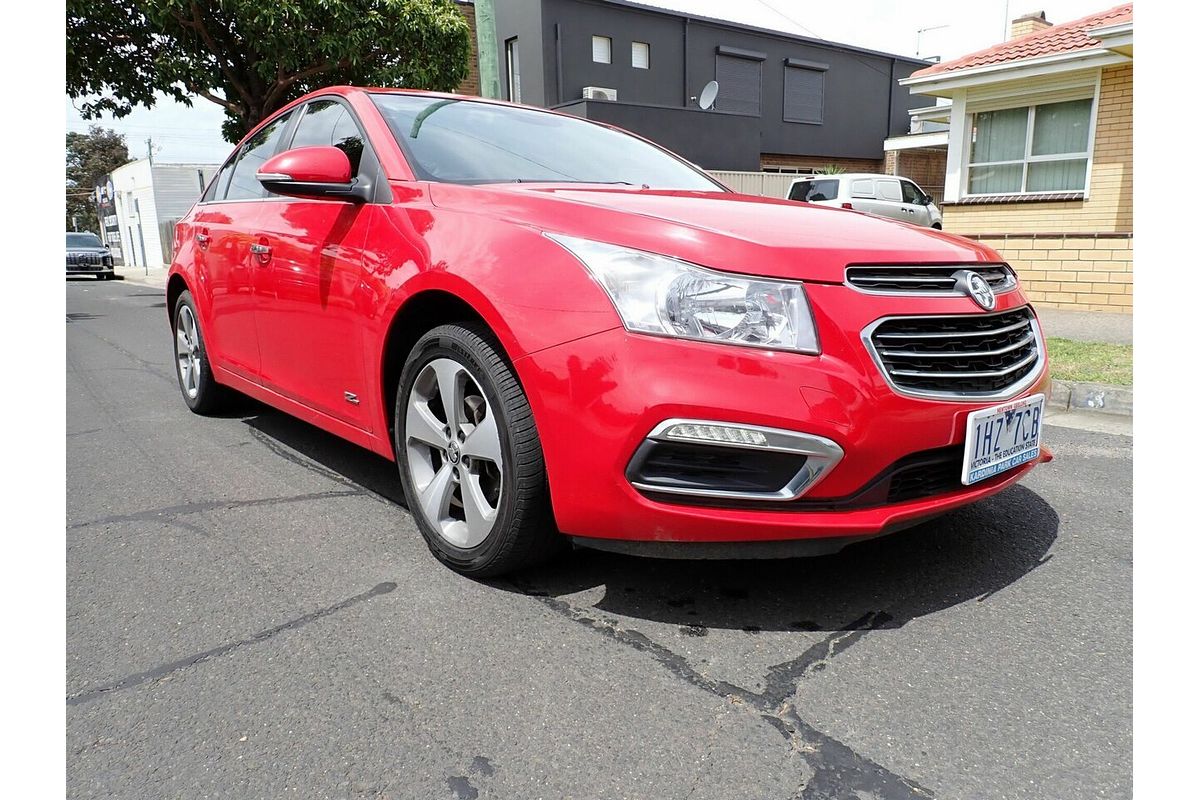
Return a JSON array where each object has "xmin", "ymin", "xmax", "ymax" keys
[{"xmin": 546, "ymin": 234, "xmax": 819, "ymax": 354}]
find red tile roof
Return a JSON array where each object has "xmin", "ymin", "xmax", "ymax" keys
[{"xmin": 910, "ymin": 3, "xmax": 1132, "ymax": 78}]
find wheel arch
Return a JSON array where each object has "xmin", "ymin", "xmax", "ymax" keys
[
  {"xmin": 166, "ymin": 273, "xmax": 190, "ymax": 325},
  {"xmin": 379, "ymin": 289, "xmax": 507, "ymax": 449}
]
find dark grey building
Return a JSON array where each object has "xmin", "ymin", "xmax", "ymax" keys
[{"xmin": 490, "ymin": 0, "xmax": 930, "ymax": 172}]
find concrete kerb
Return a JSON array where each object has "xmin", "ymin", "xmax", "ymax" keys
[
  {"xmin": 115, "ymin": 266, "xmax": 168, "ymax": 289},
  {"xmin": 1049, "ymin": 379, "xmax": 1132, "ymax": 417}
]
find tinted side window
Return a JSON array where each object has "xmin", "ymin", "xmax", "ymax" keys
[
  {"xmin": 291, "ymin": 100, "xmax": 366, "ymax": 178},
  {"xmin": 203, "ymin": 159, "xmax": 236, "ymax": 202},
  {"xmin": 901, "ymin": 181, "xmax": 923, "ymax": 204},
  {"xmin": 877, "ymin": 180, "xmax": 903, "ymax": 202},
  {"xmin": 789, "ymin": 179, "xmax": 838, "ymax": 202},
  {"xmin": 225, "ymin": 111, "xmax": 295, "ymax": 201}
]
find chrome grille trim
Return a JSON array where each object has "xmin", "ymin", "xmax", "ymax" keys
[
  {"xmin": 845, "ymin": 264, "xmax": 1017, "ymax": 296},
  {"xmin": 862, "ymin": 307, "xmax": 1045, "ymax": 401},
  {"xmin": 877, "ymin": 331, "xmax": 1036, "ymax": 359}
]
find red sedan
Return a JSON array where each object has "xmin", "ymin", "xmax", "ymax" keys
[{"xmin": 167, "ymin": 87, "xmax": 1051, "ymax": 576}]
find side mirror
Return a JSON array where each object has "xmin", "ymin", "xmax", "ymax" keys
[{"xmin": 256, "ymin": 146, "xmax": 367, "ymax": 202}]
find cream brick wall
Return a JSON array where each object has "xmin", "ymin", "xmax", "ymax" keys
[
  {"xmin": 975, "ymin": 234, "xmax": 1132, "ymax": 312},
  {"xmin": 944, "ymin": 64, "xmax": 1133, "ymax": 312}
]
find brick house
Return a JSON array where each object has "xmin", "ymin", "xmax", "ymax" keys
[{"xmin": 900, "ymin": 5, "xmax": 1133, "ymax": 313}]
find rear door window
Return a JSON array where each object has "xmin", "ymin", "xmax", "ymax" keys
[
  {"xmin": 203, "ymin": 159, "xmax": 236, "ymax": 202},
  {"xmin": 225, "ymin": 110, "xmax": 296, "ymax": 201},
  {"xmin": 877, "ymin": 179, "xmax": 903, "ymax": 202},
  {"xmin": 788, "ymin": 179, "xmax": 839, "ymax": 202},
  {"xmin": 850, "ymin": 179, "xmax": 875, "ymax": 198}
]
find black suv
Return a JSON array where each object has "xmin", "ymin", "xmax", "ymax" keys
[{"xmin": 66, "ymin": 232, "xmax": 115, "ymax": 279}]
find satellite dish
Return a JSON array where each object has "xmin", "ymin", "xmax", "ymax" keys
[{"xmin": 697, "ymin": 80, "xmax": 719, "ymax": 110}]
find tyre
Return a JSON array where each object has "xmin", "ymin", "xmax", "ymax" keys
[
  {"xmin": 172, "ymin": 290, "xmax": 230, "ymax": 415},
  {"xmin": 395, "ymin": 323, "xmax": 562, "ymax": 577}
]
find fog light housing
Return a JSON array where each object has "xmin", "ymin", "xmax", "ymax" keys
[{"xmin": 628, "ymin": 418, "xmax": 844, "ymax": 502}]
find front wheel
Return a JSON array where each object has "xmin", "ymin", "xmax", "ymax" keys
[{"xmin": 395, "ymin": 323, "xmax": 562, "ymax": 577}]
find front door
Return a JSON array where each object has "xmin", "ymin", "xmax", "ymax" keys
[
  {"xmin": 900, "ymin": 179, "xmax": 933, "ymax": 227},
  {"xmin": 251, "ymin": 98, "xmax": 377, "ymax": 430}
]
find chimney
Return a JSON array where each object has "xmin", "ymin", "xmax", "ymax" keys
[{"xmin": 1010, "ymin": 11, "xmax": 1052, "ymax": 39}]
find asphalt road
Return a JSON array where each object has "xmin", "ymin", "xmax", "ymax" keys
[{"xmin": 66, "ymin": 277, "xmax": 1131, "ymax": 800}]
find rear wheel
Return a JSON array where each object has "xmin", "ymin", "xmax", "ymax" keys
[
  {"xmin": 172, "ymin": 290, "xmax": 230, "ymax": 415},
  {"xmin": 395, "ymin": 323, "xmax": 562, "ymax": 577}
]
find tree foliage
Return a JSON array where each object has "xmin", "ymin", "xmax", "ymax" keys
[
  {"xmin": 67, "ymin": 0, "xmax": 472, "ymax": 142},
  {"xmin": 66, "ymin": 126, "xmax": 130, "ymax": 232}
]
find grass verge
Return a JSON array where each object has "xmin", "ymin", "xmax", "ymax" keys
[{"xmin": 1046, "ymin": 337, "xmax": 1133, "ymax": 385}]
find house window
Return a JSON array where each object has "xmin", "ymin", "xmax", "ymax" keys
[
  {"xmin": 632, "ymin": 41, "xmax": 650, "ymax": 69},
  {"xmin": 505, "ymin": 38, "xmax": 521, "ymax": 103},
  {"xmin": 715, "ymin": 49, "xmax": 764, "ymax": 116},
  {"xmin": 967, "ymin": 97, "xmax": 1094, "ymax": 195},
  {"xmin": 783, "ymin": 59, "xmax": 826, "ymax": 124},
  {"xmin": 592, "ymin": 35, "xmax": 612, "ymax": 64}
]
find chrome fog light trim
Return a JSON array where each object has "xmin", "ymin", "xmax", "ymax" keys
[{"xmin": 632, "ymin": 418, "xmax": 844, "ymax": 501}]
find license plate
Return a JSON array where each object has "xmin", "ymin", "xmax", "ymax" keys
[{"xmin": 961, "ymin": 394, "xmax": 1044, "ymax": 485}]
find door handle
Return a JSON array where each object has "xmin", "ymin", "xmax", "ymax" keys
[
  {"xmin": 250, "ymin": 241, "xmax": 272, "ymax": 265},
  {"xmin": 195, "ymin": 232, "xmax": 210, "ymax": 247}
]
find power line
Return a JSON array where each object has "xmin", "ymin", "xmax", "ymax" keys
[{"xmin": 749, "ymin": 0, "xmax": 900, "ymax": 79}]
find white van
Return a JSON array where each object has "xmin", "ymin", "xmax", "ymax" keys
[{"xmin": 786, "ymin": 173, "xmax": 943, "ymax": 229}]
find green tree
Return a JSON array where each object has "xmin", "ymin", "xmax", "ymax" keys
[
  {"xmin": 67, "ymin": 0, "xmax": 472, "ymax": 143},
  {"xmin": 66, "ymin": 126, "xmax": 130, "ymax": 233}
]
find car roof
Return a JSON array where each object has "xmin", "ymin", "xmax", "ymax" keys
[{"xmin": 790, "ymin": 173, "xmax": 911, "ymax": 182}]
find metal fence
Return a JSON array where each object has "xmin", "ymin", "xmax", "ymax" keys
[{"xmin": 706, "ymin": 171, "xmax": 798, "ymax": 199}]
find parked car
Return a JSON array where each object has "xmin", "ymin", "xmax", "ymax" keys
[
  {"xmin": 66, "ymin": 232, "xmax": 115, "ymax": 279},
  {"xmin": 167, "ymin": 87, "xmax": 1050, "ymax": 576},
  {"xmin": 787, "ymin": 174, "xmax": 943, "ymax": 229}
]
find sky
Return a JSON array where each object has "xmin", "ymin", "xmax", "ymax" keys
[{"xmin": 64, "ymin": 0, "xmax": 1117, "ymax": 163}]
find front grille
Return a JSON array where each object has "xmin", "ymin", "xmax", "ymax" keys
[
  {"xmin": 866, "ymin": 307, "xmax": 1042, "ymax": 398},
  {"xmin": 846, "ymin": 264, "xmax": 1015, "ymax": 294},
  {"xmin": 67, "ymin": 253, "xmax": 103, "ymax": 267}
]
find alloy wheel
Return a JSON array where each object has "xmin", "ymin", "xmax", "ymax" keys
[
  {"xmin": 404, "ymin": 358, "xmax": 504, "ymax": 549},
  {"xmin": 175, "ymin": 305, "xmax": 202, "ymax": 399}
]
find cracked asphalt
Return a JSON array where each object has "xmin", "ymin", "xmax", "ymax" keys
[{"xmin": 66, "ymin": 278, "xmax": 1132, "ymax": 799}]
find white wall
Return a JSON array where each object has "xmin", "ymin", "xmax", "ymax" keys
[
  {"xmin": 111, "ymin": 159, "xmax": 163, "ymax": 269},
  {"xmin": 110, "ymin": 160, "xmax": 218, "ymax": 269}
]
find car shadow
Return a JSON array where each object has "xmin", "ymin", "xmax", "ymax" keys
[
  {"xmin": 234, "ymin": 398, "xmax": 1058, "ymax": 634},
  {"xmin": 495, "ymin": 487, "xmax": 1059, "ymax": 633},
  {"xmin": 234, "ymin": 399, "xmax": 406, "ymax": 504}
]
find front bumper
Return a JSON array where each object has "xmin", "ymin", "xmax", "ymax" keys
[{"xmin": 513, "ymin": 286, "xmax": 1050, "ymax": 544}]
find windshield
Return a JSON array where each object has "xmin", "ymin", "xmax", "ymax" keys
[
  {"xmin": 370, "ymin": 94, "xmax": 724, "ymax": 191},
  {"xmin": 67, "ymin": 233, "xmax": 103, "ymax": 248}
]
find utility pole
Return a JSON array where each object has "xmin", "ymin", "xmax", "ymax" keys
[
  {"xmin": 146, "ymin": 137, "xmax": 154, "ymax": 165},
  {"xmin": 473, "ymin": 0, "xmax": 500, "ymax": 100}
]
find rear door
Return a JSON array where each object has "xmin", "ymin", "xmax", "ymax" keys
[
  {"xmin": 194, "ymin": 109, "xmax": 296, "ymax": 381},
  {"xmin": 847, "ymin": 178, "xmax": 881, "ymax": 215},
  {"xmin": 872, "ymin": 178, "xmax": 908, "ymax": 222},
  {"xmin": 251, "ymin": 97, "xmax": 380, "ymax": 430}
]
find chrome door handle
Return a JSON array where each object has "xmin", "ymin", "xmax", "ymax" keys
[
  {"xmin": 195, "ymin": 233, "xmax": 210, "ymax": 245},
  {"xmin": 250, "ymin": 243, "xmax": 271, "ymax": 255}
]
